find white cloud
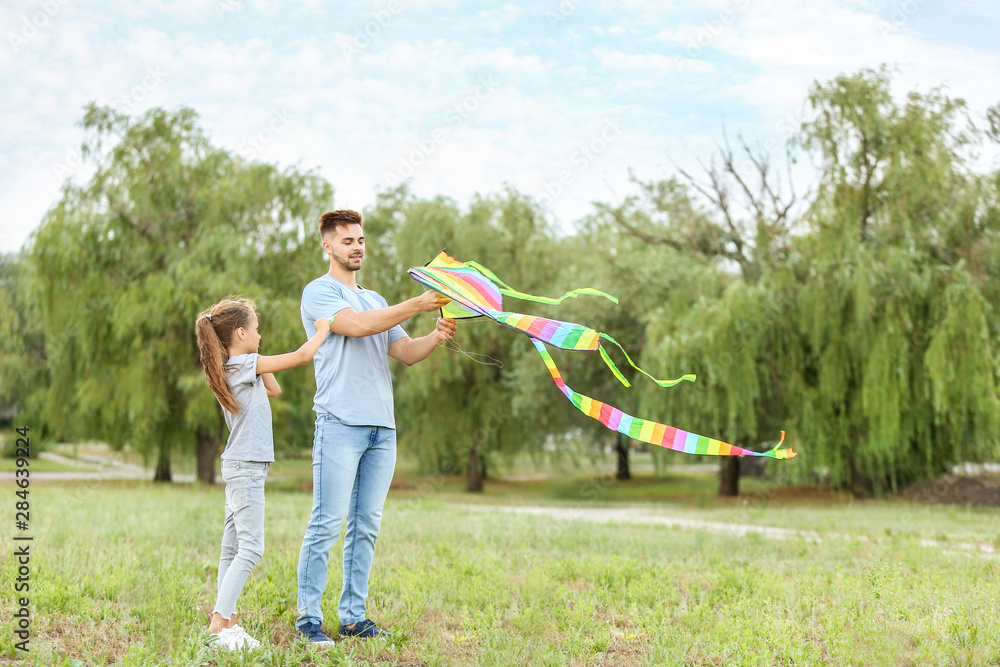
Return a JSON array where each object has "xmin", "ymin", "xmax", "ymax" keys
[
  {"xmin": 716, "ymin": 0, "xmax": 1000, "ymax": 116},
  {"xmin": 593, "ymin": 46, "xmax": 715, "ymax": 73},
  {"xmin": 2, "ymin": 1, "xmax": 1000, "ymax": 254},
  {"xmin": 473, "ymin": 4, "xmax": 524, "ymax": 30},
  {"xmin": 953, "ymin": 0, "xmax": 1000, "ymax": 21}
]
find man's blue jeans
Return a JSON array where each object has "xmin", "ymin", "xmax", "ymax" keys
[{"xmin": 296, "ymin": 413, "xmax": 396, "ymax": 628}]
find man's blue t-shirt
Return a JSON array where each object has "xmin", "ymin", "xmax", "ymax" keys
[{"xmin": 301, "ymin": 275, "xmax": 407, "ymax": 428}]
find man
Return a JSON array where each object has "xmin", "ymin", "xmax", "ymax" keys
[{"xmin": 295, "ymin": 209, "xmax": 455, "ymax": 642}]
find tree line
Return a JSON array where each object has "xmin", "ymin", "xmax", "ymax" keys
[{"xmin": 2, "ymin": 67, "xmax": 998, "ymax": 496}]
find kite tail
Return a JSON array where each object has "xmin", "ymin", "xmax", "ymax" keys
[
  {"xmin": 597, "ymin": 333, "xmax": 696, "ymax": 388},
  {"xmin": 531, "ymin": 338, "xmax": 796, "ymax": 459},
  {"xmin": 465, "ymin": 260, "xmax": 619, "ymax": 307},
  {"xmin": 764, "ymin": 431, "xmax": 794, "ymax": 460}
]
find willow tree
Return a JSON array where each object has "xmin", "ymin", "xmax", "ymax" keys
[
  {"xmin": 788, "ymin": 67, "xmax": 1000, "ymax": 494},
  {"xmin": 546, "ymin": 211, "xmax": 715, "ymax": 481},
  {"xmin": 363, "ymin": 187, "xmax": 564, "ymax": 491},
  {"xmin": 607, "ymin": 148, "xmax": 800, "ymax": 495},
  {"xmin": 0, "ymin": 253, "xmax": 44, "ymax": 445},
  {"xmin": 25, "ymin": 103, "xmax": 331, "ymax": 482}
]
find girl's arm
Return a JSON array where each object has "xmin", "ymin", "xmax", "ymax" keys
[
  {"xmin": 255, "ymin": 319, "xmax": 331, "ymax": 375},
  {"xmin": 262, "ymin": 373, "xmax": 281, "ymax": 397}
]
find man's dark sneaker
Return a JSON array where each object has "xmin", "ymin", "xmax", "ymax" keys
[
  {"xmin": 338, "ymin": 619, "xmax": 392, "ymax": 638},
  {"xmin": 296, "ymin": 621, "xmax": 333, "ymax": 643}
]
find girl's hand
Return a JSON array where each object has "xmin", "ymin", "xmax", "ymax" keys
[{"xmin": 314, "ymin": 318, "xmax": 331, "ymax": 335}]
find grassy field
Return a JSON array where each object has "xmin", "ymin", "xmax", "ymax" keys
[{"xmin": 1, "ymin": 473, "xmax": 999, "ymax": 666}]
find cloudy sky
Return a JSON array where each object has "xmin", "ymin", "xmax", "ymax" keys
[{"xmin": 2, "ymin": 0, "xmax": 999, "ymax": 253}]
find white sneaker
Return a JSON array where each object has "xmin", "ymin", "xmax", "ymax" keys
[
  {"xmin": 213, "ymin": 625, "xmax": 262, "ymax": 651},
  {"xmin": 212, "ymin": 627, "xmax": 238, "ymax": 650},
  {"xmin": 227, "ymin": 624, "xmax": 262, "ymax": 650}
]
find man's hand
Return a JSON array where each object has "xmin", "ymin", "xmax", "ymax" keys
[
  {"xmin": 414, "ymin": 290, "xmax": 451, "ymax": 312},
  {"xmin": 434, "ymin": 317, "xmax": 457, "ymax": 342}
]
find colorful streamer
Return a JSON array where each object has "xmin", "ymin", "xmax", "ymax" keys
[
  {"xmin": 531, "ymin": 339, "xmax": 793, "ymax": 458},
  {"xmin": 408, "ymin": 250, "xmax": 795, "ymax": 459}
]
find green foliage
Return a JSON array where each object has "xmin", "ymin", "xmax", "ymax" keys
[
  {"xmin": 602, "ymin": 67, "xmax": 1000, "ymax": 494},
  {"xmin": 604, "ymin": 165, "xmax": 793, "ymax": 479},
  {"xmin": 787, "ymin": 67, "xmax": 1000, "ymax": 493},
  {"xmin": 547, "ymin": 207, "xmax": 722, "ymax": 476},
  {"xmin": 643, "ymin": 278, "xmax": 794, "ymax": 461},
  {"xmin": 23, "ymin": 104, "xmax": 332, "ymax": 477},
  {"xmin": 0, "ymin": 254, "xmax": 47, "ymax": 438}
]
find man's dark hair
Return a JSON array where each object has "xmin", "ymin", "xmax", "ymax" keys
[{"xmin": 318, "ymin": 210, "xmax": 363, "ymax": 239}]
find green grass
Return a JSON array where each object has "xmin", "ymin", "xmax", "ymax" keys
[{"xmin": 1, "ymin": 477, "xmax": 999, "ymax": 666}]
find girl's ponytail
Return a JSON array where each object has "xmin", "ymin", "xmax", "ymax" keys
[{"xmin": 195, "ymin": 297, "xmax": 256, "ymax": 415}]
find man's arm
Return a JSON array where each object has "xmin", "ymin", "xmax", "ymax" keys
[
  {"xmin": 388, "ymin": 318, "xmax": 457, "ymax": 366},
  {"xmin": 329, "ymin": 291, "xmax": 450, "ymax": 338}
]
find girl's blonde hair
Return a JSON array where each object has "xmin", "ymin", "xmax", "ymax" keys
[{"xmin": 195, "ymin": 297, "xmax": 256, "ymax": 414}]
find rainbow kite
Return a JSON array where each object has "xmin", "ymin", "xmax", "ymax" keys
[{"xmin": 408, "ymin": 251, "xmax": 794, "ymax": 459}]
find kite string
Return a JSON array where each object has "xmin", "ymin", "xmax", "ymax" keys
[
  {"xmin": 439, "ymin": 339, "xmax": 504, "ymax": 368},
  {"xmin": 431, "ymin": 312, "xmax": 504, "ymax": 367}
]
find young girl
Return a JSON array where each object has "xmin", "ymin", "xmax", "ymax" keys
[{"xmin": 195, "ymin": 296, "xmax": 331, "ymax": 650}]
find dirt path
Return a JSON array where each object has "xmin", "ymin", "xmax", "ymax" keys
[
  {"xmin": 0, "ymin": 451, "xmax": 194, "ymax": 483},
  {"xmin": 455, "ymin": 503, "xmax": 998, "ymax": 559}
]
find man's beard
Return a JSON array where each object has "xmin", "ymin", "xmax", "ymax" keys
[{"xmin": 334, "ymin": 253, "xmax": 363, "ymax": 272}]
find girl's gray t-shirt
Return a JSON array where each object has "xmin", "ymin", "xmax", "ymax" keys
[{"xmin": 220, "ymin": 353, "xmax": 274, "ymax": 462}]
